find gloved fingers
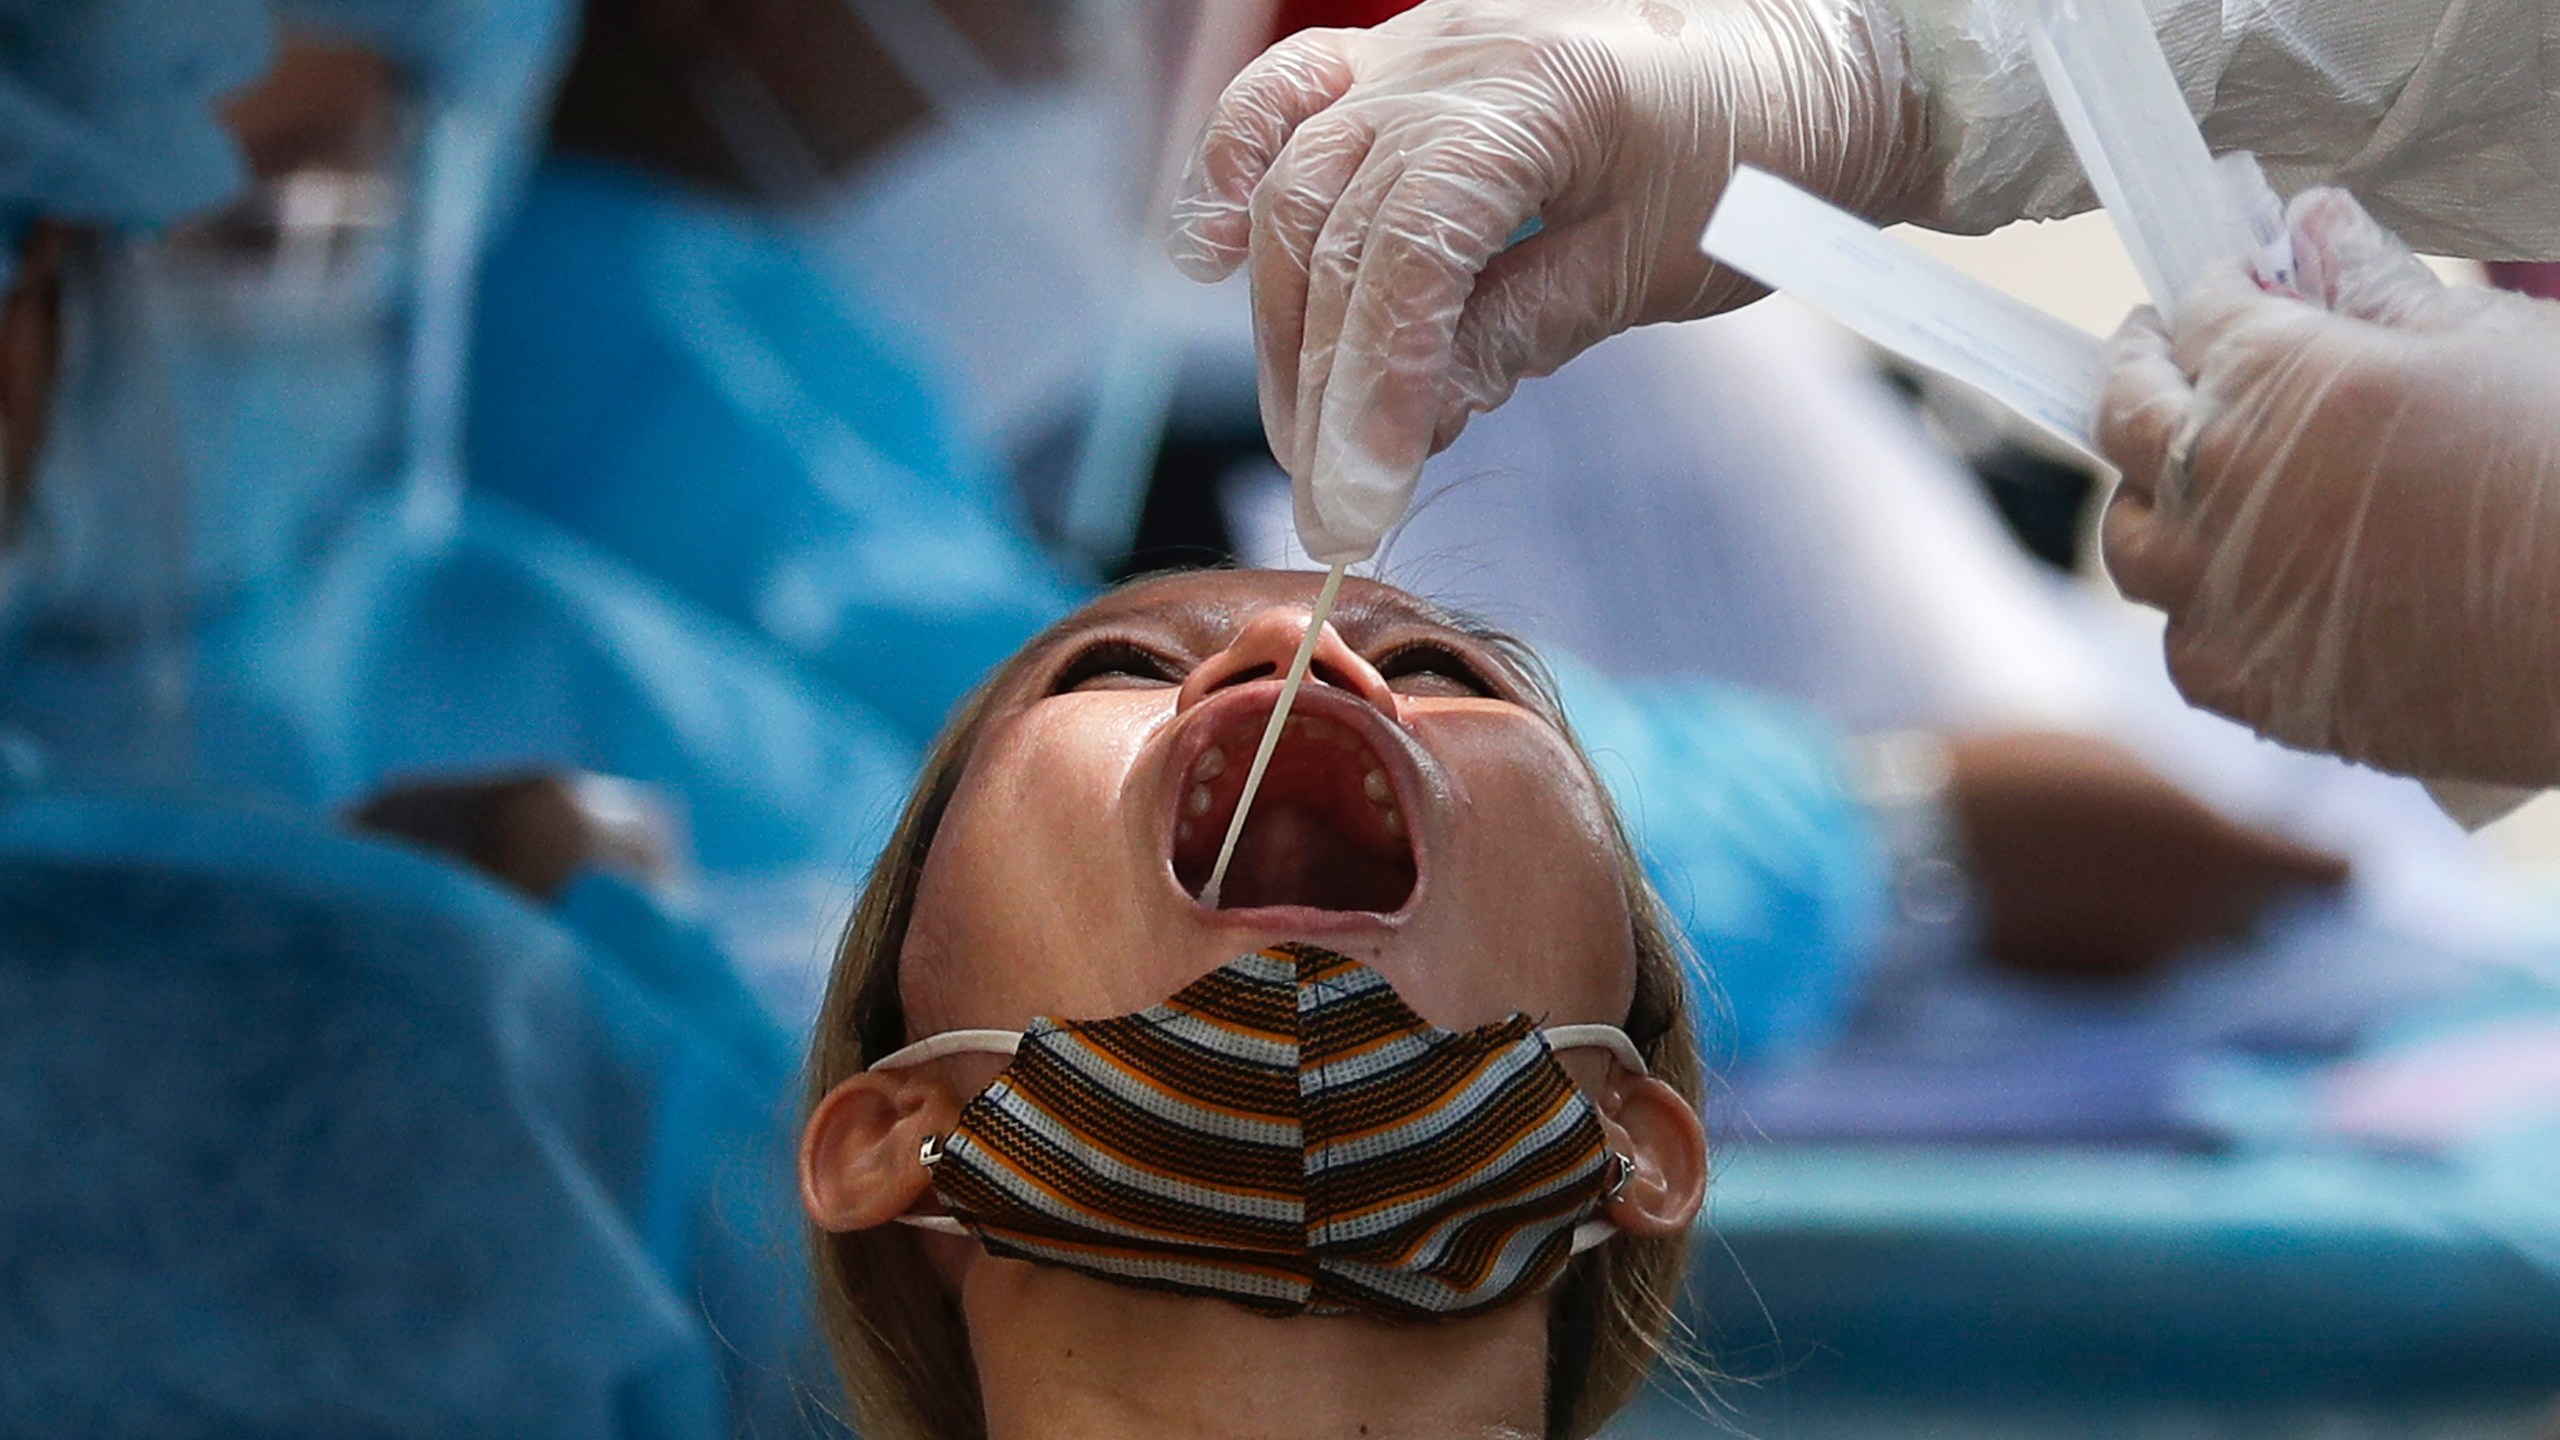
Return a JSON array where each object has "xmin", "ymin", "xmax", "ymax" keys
[
  {"xmin": 1285, "ymin": 137, "xmax": 1410, "ymax": 487},
  {"xmin": 1169, "ymin": 29, "xmax": 1362, "ymax": 282},
  {"xmin": 1299, "ymin": 137, "xmax": 1553, "ymax": 540},
  {"xmin": 2164, "ymin": 272, "xmax": 2360, "ymax": 502},
  {"xmin": 2164, "ymin": 261, "xmax": 2298, "ymax": 372},
  {"xmin": 2285, "ymin": 186, "xmax": 2444, "ymax": 327},
  {"xmin": 1248, "ymin": 110, "xmax": 1383, "ymax": 476},
  {"xmin": 1436, "ymin": 233, "xmax": 1585, "ymax": 451},
  {"xmin": 2098, "ymin": 481, "xmax": 2208, "ymax": 611},
  {"xmin": 1288, "ymin": 468, "xmax": 1367, "ymax": 566},
  {"xmin": 2157, "ymin": 620, "xmax": 2277, "ymax": 746},
  {"xmin": 1441, "ymin": 213, "xmax": 1698, "ymax": 434},
  {"xmin": 2095, "ymin": 305, "xmax": 2199, "ymax": 509}
]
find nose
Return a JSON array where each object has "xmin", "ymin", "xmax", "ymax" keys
[{"xmin": 1177, "ymin": 603, "xmax": 1399, "ymax": 717}]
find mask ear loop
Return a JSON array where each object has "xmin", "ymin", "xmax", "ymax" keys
[
  {"xmin": 865, "ymin": 1029, "xmax": 1026, "ymax": 1234},
  {"xmin": 1545, "ymin": 1026, "xmax": 1647, "ymax": 1255},
  {"xmin": 896, "ymin": 1214, "xmax": 972, "ymax": 1236},
  {"xmin": 865, "ymin": 1028, "xmax": 1022, "ymax": 1071},
  {"xmin": 1541, "ymin": 1023, "xmax": 1649, "ymax": 1077}
]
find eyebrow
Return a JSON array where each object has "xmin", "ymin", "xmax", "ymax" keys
[{"xmin": 1320, "ymin": 589, "xmax": 1414, "ymax": 641}]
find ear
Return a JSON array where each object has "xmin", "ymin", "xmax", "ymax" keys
[
  {"xmin": 1595, "ymin": 1075, "xmax": 1708, "ymax": 1237},
  {"xmin": 800, "ymin": 1069, "xmax": 963, "ymax": 1233}
]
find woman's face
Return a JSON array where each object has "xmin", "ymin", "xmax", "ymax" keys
[{"xmin": 900, "ymin": 571, "xmax": 1637, "ymax": 1047}]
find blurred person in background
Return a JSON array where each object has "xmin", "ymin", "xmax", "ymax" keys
[
  {"xmin": 0, "ymin": 0, "xmax": 916, "ymax": 885},
  {"xmin": 0, "ymin": 1, "xmax": 897, "ymax": 1431},
  {"xmin": 465, "ymin": 0, "xmax": 1088, "ymax": 745}
]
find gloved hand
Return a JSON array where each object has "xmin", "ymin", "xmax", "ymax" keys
[
  {"xmin": 2099, "ymin": 187, "xmax": 2560, "ymax": 789},
  {"xmin": 1167, "ymin": 0, "xmax": 1925, "ymax": 562}
]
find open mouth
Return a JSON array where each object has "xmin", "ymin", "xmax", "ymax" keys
[{"xmin": 1169, "ymin": 696, "xmax": 1419, "ymax": 914}]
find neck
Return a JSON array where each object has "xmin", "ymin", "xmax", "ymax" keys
[{"xmin": 964, "ymin": 1263, "xmax": 1550, "ymax": 1440}]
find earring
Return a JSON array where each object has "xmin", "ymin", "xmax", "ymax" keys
[{"xmin": 919, "ymin": 1134, "xmax": 947, "ymax": 1168}]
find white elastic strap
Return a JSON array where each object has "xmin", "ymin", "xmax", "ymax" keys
[
  {"xmin": 866, "ymin": 1028, "xmax": 1022, "ymax": 1071},
  {"xmin": 1567, "ymin": 1218, "xmax": 1618, "ymax": 1255},
  {"xmin": 1541, "ymin": 1024, "xmax": 1648, "ymax": 1077}
]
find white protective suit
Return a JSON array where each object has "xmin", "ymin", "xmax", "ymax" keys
[{"xmin": 1915, "ymin": 0, "xmax": 2560, "ymax": 254}]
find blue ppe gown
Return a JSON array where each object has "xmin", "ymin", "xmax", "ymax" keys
[
  {"xmin": 467, "ymin": 156, "xmax": 1086, "ymax": 745},
  {"xmin": 0, "ymin": 0, "xmax": 852, "ymax": 1432},
  {"xmin": 1547, "ymin": 656, "xmax": 1890, "ymax": 1064},
  {"xmin": 0, "ymin": 785, "xmax": 828, "ymax": 1438},
  {"xmin": 0, "ymin": 494, "xmax": 918, "ymax": 879}
]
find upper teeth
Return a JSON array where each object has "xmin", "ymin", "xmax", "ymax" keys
[
  {"xmin": 1295, "ymin": 716, "xmax": 1340, "ymax": 743},
  {"xmin": 1189, "ymin": 717, "xmax": 1409, "ymax": 838}
]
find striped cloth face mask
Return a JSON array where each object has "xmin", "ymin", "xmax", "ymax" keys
[{"xmin": 866, "ymin": 942, "xmax": 1644, "ymax": 1320}]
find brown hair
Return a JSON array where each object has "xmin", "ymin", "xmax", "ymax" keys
[{"xmin": 802, "ymin": 582, "xmax": 1705, "ymax": 1440}]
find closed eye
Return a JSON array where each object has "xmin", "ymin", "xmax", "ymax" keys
[
  {"xmin": 1049, "ymin": 637, "xmax": 1182, "ymax": 693},
  {"xmin": 1374, "ymin": 640, "xmax": 1497, "ymax": 698}
]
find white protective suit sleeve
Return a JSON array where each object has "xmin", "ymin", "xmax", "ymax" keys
[{"xmin": 1907, "ymin": 0, "xmax": 2560, "ymax": 258}]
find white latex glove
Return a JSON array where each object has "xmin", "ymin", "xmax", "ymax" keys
[
  {"xmin": 2099, "ymin": 187, "xmax": 2560, "ymax": 790},
  {"xmin": 1166, "ymin": 0, "xmax": 1924, "ymax": 563}
]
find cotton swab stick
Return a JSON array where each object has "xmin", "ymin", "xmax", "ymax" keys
[{"xmin": 1199, "ymin": 562, "xmax": 1348, "ymax": 910}]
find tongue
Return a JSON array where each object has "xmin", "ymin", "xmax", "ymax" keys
[{"xmin": 1213, "ymin": 802, "xmax": 1415, "ymax": 912}]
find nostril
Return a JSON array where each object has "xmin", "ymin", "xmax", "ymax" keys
[
  {"xmin": 1207, "ymin": 661, "xmax": 1278, "ymax": 692},
  {"xmin": 1215, "ymin": 662, "xmax": 1367, "ymax": 698},
  {"xmin": 1308, "ymin": 661, "xmax": 1367, "ymax": 694}
]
